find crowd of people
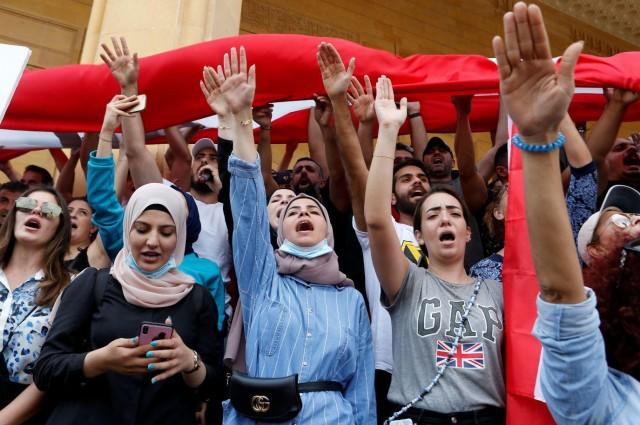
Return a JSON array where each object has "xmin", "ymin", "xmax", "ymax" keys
[{"xmin": 0, "ymin": 2, "xmax": 638, "ymax": 424}]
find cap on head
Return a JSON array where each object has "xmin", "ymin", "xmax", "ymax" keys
[
  {"xmin": 423, "ymin": 137, "xmax": 452, "ymax": 156},
  {"xmin": 577, "ymin": 185, "xmax": 640, "ymax": 264},
  {"xmin": 192, "ymin": 138, "xmax": 217, "ymax": 157}
]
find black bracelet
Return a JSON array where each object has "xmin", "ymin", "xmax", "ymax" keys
[{"xmin": 408, "ymin": 112, "xmax": 421, "ymax": 119}]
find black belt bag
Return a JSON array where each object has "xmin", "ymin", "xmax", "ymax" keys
[{"xmin": 228, "ymin": 372, "xmax": 342, "ymax": 422}]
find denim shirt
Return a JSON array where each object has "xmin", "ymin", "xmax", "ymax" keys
[
  {"xmin": 0, "ymin": 269, "xmax": 50, "ymax": 384},
  {"xmin": 533, "ymin": 289, "xmax": 640, "ymax": 424},
  {"xmin": 224, "ymin": 154, "xmax": 375, "ymax": 425}
]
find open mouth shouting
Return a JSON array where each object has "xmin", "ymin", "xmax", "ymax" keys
[
  {"xmin": 623, "ymin": 152, "xmax": 640, "ymax": 170},
  {"xmin": 409, "ymin": 186, "xmax": 426, "ymax": 201},
  {"xmin": 296, "ymin": 219, "xmax": 314, "ymax": 233},
  {"xmin": 24, "ymin": 217, "xmax": 42, "ymax": 231},
  {"xmin": 438, "ymin": 229, "xmax": 456, "ymax": 245}
]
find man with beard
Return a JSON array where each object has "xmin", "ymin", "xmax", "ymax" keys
[
  {"xmin": 290, "ymin": 156, "xmax": 326, "ymax": 197},
  {"xmin": 586, "ymin": 88, "xmax": 640, "ymax": 202},
  {"xmin": 316, "ymin": 43, "xmax": 429, "ymax": 424},
  {"xmin": 422, "ymin": 135, "xmax": 485, "ymax": 267},
  {"xmin": 189, "ymin": 138, "xmax": 232, "ymax": 287}
]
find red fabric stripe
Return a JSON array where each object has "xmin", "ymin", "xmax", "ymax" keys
[
  {"xmin": 3, "ymin": 34, "xmax": 640, "ymax": 135},
  {"xmin": 504, "ymin": 145, "xmax": 555, "ymax": 424}
]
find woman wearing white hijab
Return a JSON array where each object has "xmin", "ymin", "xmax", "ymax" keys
[{"xmin": 34, "ymin": 183, "xmax": 221, "ymax": 425}]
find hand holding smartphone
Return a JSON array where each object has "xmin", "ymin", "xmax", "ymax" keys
[
  {"xmin": 128, "ymin": 94, "xmax": 147, "ymax": 113},
  {"xmin": 138, "ymin": 321, "xmax": 173, "ymax": 346}
]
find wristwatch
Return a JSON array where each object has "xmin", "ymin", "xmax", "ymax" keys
[{"xmin": 184, "ymin": 350, "xmax": 201, "ymax": 374}]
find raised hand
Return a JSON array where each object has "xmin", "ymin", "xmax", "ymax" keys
[
  {"xmin": 253, "ymin": 104, "xmax": 273, "ymax": 128},
  {"xmin": 100, "ymin": 37, "xmax": 139, "ymax": 92},
  {"xmin": 451, "ymin": 95, "xmax": 473, "ymax": 116},
  {"xmin": 313, "ymin": 94, "xmax": 333, "ymax": 128},
  {"xmin": 101, "ymin": 94, "xmax": 139, "ymax": 132},
  {"xmin": 492, "ymin": 2, "xmax": 583, "ymax": 138},
  {"xmin": 347, "ymin": 75, "xmax": 374, "ymax": 122},
  {"xmin": 213, "ymin": 47, "xmax": 256, "ymax": 114},
  {"xmin": 604, "ymin": 88, "xmax": 640, "ymax": 106},
  {"xmin": 200, "ymin": 65, "xmax": 230, "ymax": 117},
  {"xmin": 374, "ymin": 76, "xmax": 407, "ymax": 129},
  {"xmin": 317, "ymin": 42, "xmax": 355, "ymax": 99}
]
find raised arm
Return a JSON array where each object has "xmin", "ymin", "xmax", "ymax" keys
[
  {"xmin": 253, "ymin": 104, "xmax": 279, "ymax": 197},
  {"xmin": 587, "ymin": 88, "xmax": 639, "ymax": 193},
  {"xmin": 88, "ymin": 94, "xmax": 138, "ymax": 260},
  {"xmin": 493, "ymin": 2, "xmax": 584, "ymax": 303},
  {"xmin": 559, "ymin": 114, "xmax": 598, "ymax": 242},
  {"xmin": 0, "ymin": 160, "xmax": 19, "ymax": 182},
  {"xmin": 452, "ymin": 95, "xmax": 488, "ymax": 212},
  {"xmin": 346, "ymin": 75, "xmax": 375, "ymax": 168},
  {"xmin": 278, "ymin": 142, "xmax": 297, "ymax": 172},
  {"xmin": 316, "ymin": 44, "xmax": 368, "ymax": 226},
  {"xmin": 477, "ymin": 98, "xmax": 509, "ymax": 182},
  {"xmin": 164, "ymin": 126, "xmax": 193, "ymax": 192},
  {"xmin": 364, "ymin": 76, "xmax": 409, "ymax": 303},
  {"xmin": 100, "ymin": 36, "xmax": 162, "ymax": 187},
  {"xmin": 204, "ymin": 48, "xmax": 275, "ymax": 314},
  {"xmin": 306, "ymin": 101, "xmax": 329, "ymax": 178},
  {"xmin": 54, "ymin": 148, "xmax": 79, "ymax": 202},
  {"xmin": 312, "ymin": 92, "xmax": 350, "ymax": 213},
  {"xmin": 407, "ymin": 101, "xmax": 428, "ymax": 160}
]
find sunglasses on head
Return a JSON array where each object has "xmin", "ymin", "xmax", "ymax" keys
[{"xmin": 15, "ymin": 197, "xmax": 62, "ymax": 219}]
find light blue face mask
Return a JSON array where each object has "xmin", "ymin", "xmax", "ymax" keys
[
  {"xmin": 126, "ymin": 254, "xmax": 177, "ymax": 279},
  {"xmin": 279, "ymin": 239, "xmax": 333, "ymax": 259}
]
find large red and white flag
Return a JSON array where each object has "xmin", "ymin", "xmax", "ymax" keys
[{"xmin": 1, "ymin": 36, "xmax": 640, "ymax": 423}]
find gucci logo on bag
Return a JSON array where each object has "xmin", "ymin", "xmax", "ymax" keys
[{"xmin": 251, "ymin": 395, "xmax": 271, "ymax": 412}]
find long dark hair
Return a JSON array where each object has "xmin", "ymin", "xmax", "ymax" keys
[
  {"xmin": 583, "ymin": 236, "xmax": 640, "ymax": 379},
  {"xmin": 0, "ymin": 186, "xmax": 71, "ymax": 306}
]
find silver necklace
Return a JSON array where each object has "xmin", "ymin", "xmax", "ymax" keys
[{"xmin": 385, "ymin": 278, "xmax": 484, "ymax": 425}]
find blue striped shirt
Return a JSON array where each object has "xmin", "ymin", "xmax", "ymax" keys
[{"xmin": 223, "ymin": 155, "xmax": 375, "ymax": 425}]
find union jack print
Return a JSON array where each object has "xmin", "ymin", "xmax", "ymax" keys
[{"xmin": 435, "ymin": 340, "xmax": 485, "ymax": 369}]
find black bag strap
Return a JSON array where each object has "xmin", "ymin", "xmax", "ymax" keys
[
  {"xmin": 93, "ymin": 268, "xmax": 110, "ymax": 307},
  {"xmin": 298, "ymin": 381, "xmax": 342, "ymax": 393}
]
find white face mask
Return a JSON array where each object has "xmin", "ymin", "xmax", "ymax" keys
[{"xmin": 278, "ymin": 239, "xmax": 333, "ymax": 259}]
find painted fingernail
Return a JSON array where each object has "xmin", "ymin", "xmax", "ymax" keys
[
  {"xmin": 147, "ymin": 363, "xmax": 155, "ymax": 370},
  {"xmin": 150, "ymin": 341, "xmax": 158, "ymax": 347},
  {"xmin": 131, "ymin": 337, "xmax": 138, "ymax": 344},
  {"xmin": 145, "ymin": 351, "xmax": 153, "ymax": 358},
  {"xmin": 151, "ymin": 377, "xmax": 157, "ymax": 384}
]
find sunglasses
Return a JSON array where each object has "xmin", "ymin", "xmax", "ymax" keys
[
  {"xmin": 606, "ymin": 213, "xmax": 639, "ymax": 230},
  {"xmin": 15, "ymin": 197, "xmax": 62, "ymax": 219}
]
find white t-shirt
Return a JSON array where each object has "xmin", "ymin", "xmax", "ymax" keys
[
  {"xmin": 191, "ymin": 198, "xmax": 232, "ymax": 284},
  {"xmin": 353, "ymin": 217, "xmax": 426, "ymax": 373}
]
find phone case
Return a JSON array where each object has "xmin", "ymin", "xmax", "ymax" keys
[
  {"xmin": 128, "ymin": 94, "xmax": 147, "ymax": 113},
  {"xmin": 138, "ymin": 321, "xmax": 173, "ymax": 346}
]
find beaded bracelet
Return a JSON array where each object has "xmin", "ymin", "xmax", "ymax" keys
[{"xmin": 512, "ymin": 132, "xmax": 565, "ymax": 152}]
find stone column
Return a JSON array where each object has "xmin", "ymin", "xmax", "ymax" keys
[{"xmin": 81, "ymin": 0, "xmax": 243, "ymax": 63}]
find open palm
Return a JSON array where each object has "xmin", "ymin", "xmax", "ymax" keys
[
  {"xmin": 200, "ymin": 66, "xmax": 230, "ymax": 116},
  {"xmin": 317, "ymin": 42, "xmax": 355, "ymax": 98},
  {"xmin": 100, "ymin": 37, "xmax": 138, "ymax": 88},
  {"xmin": 374, "ymin": 76, "xmax": 407, "ymax": 128},
  {"xmin": 492, "ymin": 3, "xmax": 582, "ymax": 138}
]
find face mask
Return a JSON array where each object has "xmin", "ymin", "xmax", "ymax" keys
[
  {"xmin": 126, "ymin": 254, "xmax": 176, "ymax": 279},
  {"xmin": 279, "ymin": 239, "xmax": 333, "ymax": 259}
]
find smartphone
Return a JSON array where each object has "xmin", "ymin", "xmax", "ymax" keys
[
  {"xmin": 128, "ymin": 94, "xmax": 147, "ymax": 113},
  {"xmin": 138, "ymin": 321, "xmax": 173, "ymax": 346}
]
